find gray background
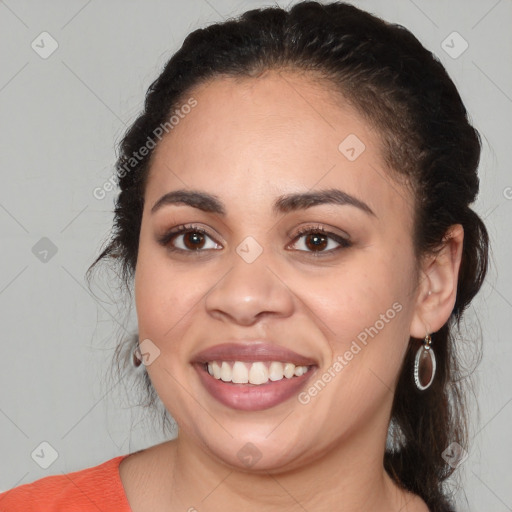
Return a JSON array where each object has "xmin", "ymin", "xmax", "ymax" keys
[{"xmin": 0, "ymin": 0, "xmax": 510, "ymax": 510}]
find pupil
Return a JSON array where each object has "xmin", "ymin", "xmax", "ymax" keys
[
  {"xmin": 307, "ymin": 234, "xmax": 327, "ymax": 251},
  {"xmin": 185, "ymin": 232, "xmax": 204, "ymax": 250}
]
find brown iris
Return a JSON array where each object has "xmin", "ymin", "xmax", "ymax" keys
[
  {"xmin": 305, "ymin": 233, "xmax": 328, "ymax": 251},
  {"xmin": 183, "ymin": 232, "xmax": 206, "ymax": 250}
]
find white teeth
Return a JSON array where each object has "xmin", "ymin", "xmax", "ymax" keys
[
  {"xmin": 212, "ymin": 361, "xmax": 221, "ymax": 379},
  {"xmin": 232, "ymin": 361, "xmax": 249, "ymax": 384},
  {"xmin": 248, "ymin": 362, "xmax": 268, "ymax": 385},
  {"xmin": 283, "ymin": 363, "xmax": 295, "ymax": 379},
  {"xmin": 294, "ymin": 365, "xmax": 306, "ymax": 377},
  {"xmin": 205, "ymin": 361, "xmax": 310, "ymax": 385},
  {"xmin": 220, "ymin": 361, "xmax": 231, "ymax": 382},
  {"xmin": 269, "ymin": 361, "xmax": 284, "ymax": 381}
]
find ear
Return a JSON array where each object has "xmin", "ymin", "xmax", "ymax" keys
[{"xmin": 410, "ymin": 224, "xmax": 464, "ymax": 338}]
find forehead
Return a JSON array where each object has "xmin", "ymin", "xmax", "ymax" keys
[{"xmin": 145, "ymin": 71, "xmax": 413, "ymax": 223}]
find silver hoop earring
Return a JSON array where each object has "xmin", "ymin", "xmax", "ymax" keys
[{"xmin": 413, "ymin": 333, "xmax": 436, "ymax": 391}]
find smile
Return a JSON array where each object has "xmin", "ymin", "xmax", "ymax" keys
[
  {"xmin": 194, "ymin": 361, "xmax": 316, "ymax": 411},
  {"xmin": 205, "ymin": 360, "xmax": 311, "ymax": 384},
  {"xmin": 191, "ymin": 341, "xmax": 318, "ymax": 411}
]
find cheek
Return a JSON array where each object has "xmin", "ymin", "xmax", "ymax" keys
[
  {"xmin": 134, "ymin": 245, "xmax": 199, "ymax": 343},
  {"xmin": 301, "ymin": 261, "xmax": 395, "ymax": 334},
  {"xmin": 306, "ymin": 252, "xmax": 413, "ymax": 372}
]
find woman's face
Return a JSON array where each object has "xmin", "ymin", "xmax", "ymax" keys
[{"xmin": 135, "ymin": 70, "xmax": 423, "ymax": 471}]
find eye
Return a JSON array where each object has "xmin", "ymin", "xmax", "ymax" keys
[
  {"xmin": 158, "ymin": 223, "xmax": 351, "ymax": 256},
  {"xmin": 158, "ymin": 224, "xmax": 222, "ymax": 253},
  {"xmin": 289, "ymin": 225, "xmax": 352, "ymax": 255}
]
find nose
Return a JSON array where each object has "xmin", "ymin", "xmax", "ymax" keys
[{"xmin": 204, "ymin": 250, "xmax": 295, "ymax": 326}]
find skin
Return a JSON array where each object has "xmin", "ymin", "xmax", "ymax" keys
[{"xmin": 119, "ymin": 69, "xmax": 464, "ymax": 511}]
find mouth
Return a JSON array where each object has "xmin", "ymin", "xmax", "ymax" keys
[
  {"xmin": 191, "ymin": 342, "xmax": 318, "ymax": 411},
  {"xmin": 202, "ymin": 360, "xmax": 313, "ymax": 383}
]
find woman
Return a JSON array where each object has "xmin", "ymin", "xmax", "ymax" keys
[{"xmin": 0, "ymin": 1, "xmax": 489, "ymax": 511}]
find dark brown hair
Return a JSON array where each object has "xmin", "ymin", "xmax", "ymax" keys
[{"xmin": 87, "ymin": 2, "xmax": 489, "ymax": 510}]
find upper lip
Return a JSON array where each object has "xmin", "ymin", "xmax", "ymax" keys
[{"xmin": 191, "ymin": 341, "xmax": 317, "ymax": 366}]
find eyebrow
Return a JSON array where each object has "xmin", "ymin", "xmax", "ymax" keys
[{"xmin": 151, "ymin": 188, "xmax": 376, "ymax": 217}]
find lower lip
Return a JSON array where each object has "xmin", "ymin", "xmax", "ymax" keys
[{"xmin": 194, "ymin": 364, "xmax": 316, "ymax": 411}]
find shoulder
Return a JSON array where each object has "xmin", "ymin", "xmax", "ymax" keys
[{"xmin": 0, "ymin": 454, "xmax": 131, "ymax": 512}]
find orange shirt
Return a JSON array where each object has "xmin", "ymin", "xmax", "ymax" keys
[{"xmin": 0, "ymin": 454, "xmax": 132, "ymax": 511}]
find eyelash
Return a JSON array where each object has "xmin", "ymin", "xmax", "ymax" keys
[
  {"xmin": 293, "ymin": 226, "xmax": 352, "ymax": 255},
  {"xmin": 157, "ymin": 223, "xmax": 352, "ymax": 257}
]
